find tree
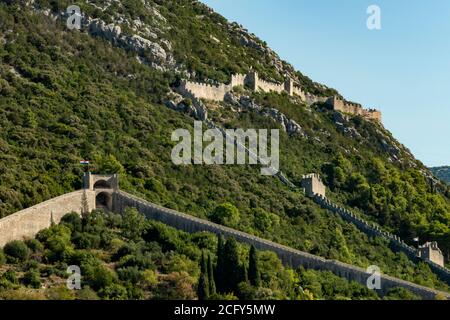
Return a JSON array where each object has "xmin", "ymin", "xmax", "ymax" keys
[
  {"xmin": 24, "ymin": 108, "xmax": 37, "ymax": 128},
  {"xmin": 3, "ymin": 240, "xmax": 30, "ymax": 263},
  {"xmin": 197, "ymin": 251, "xmax": 209, "ymax": 300},
  {"xmin": 248, "ymin": 245, "xmax": 260, "ymax": 287},
  {"xmin": 220, "ymin": 238, "xmax": 244, "ymax": 294},
  {"xmin": 60, "ymin": 212, "xmax": 83, "ymax": 233},
  {"xmin": 121, "ymin": 208, "xmax": 146, "ymax": 241},
  {"xmin": 215, "ymin": 235, "xmax": 225, "ymax": 292},
  {"xmin": 211, "ymin": 203, "xmax": 240, "ymax": 227},
  {"xmin": 207, "ymin": 253, "xmax": 216, "ymax": 295},
  {"xmin": 95, "ymin": 154, "xmax": 124, "ymax": 174},
  {"xmin": 156, "ymin": 272, "xmax": 196, "ymax": 300}
]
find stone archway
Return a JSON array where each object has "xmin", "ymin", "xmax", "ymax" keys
[
  {"xmin": 94, "ymin": 180, "xmax": 111, "ymax": 189},
  {"xmin": 96, "ymin": 192, "xmax": 112, "ymax": 211}
]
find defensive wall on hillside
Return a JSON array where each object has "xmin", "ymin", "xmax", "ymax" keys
[
  {"xmin": 178, "ymin": 72, "xmax": 310, "ymax": 102},
  {"xmin": 311, "ymin": 194, "xmax": 450, "ymax": 283},
  {"xmin": 113, "ymin": 190, "xmax": 449, "ymax": 300},
  {"xmin": 326, "ymin": 96, "xmax": 382, "ymax": 122},
  {"xmin": 0, "ymin": 190, "xmax": 96, "ymax": 247},
  {"xmin": 177, "ymin": 71, "xmax": 381, "ymax": 122},
  {"xmin": 0, "ymin": 173, "xmax": 117, "ymax": 247},
  {"xmin": 0, "ymin": 173, "xmax": 448, "ymax": 298}
]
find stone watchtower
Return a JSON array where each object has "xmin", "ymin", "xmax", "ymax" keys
[
  {"xmin": 247, "ymin": 71, "xmax": 259, "ymax": 91},
  {"xmin": 418, "ymin": 242, "xmax": 445, "ymax": 267},
  {"xmin": 83, "ymin": 173, "xmax": 119, "ymax": 211},
  {"xmin": 301, "ymin": 173, "xmax": 326, "ymax": 198},
  {"xmin": 284, "ymin": 78, "xmax": 295, "ymax": 96}
]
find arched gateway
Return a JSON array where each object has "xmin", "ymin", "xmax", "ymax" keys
[{"xmin": 83, "ymin": 173, "xmax": 119, "ymax": 212}]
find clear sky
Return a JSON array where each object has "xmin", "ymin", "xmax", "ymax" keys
[{"xmin": 201, "ymin": 0, "xmax": 450, "ymax": 167}]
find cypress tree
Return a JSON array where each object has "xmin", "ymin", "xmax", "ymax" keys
[
  {"xmin": 197, "ymin": 251, "xmax": 209, "ymax": 300},
  {"xmin": 207, "ymin": 253, "xmax": 216, "ymax": 295},
  {"xmin": 248, "ymin": 245, "xmax": 260, "ymax": 287},
  {"xmin": 222, "ymin": 238, "xmax": 243, "ymax": 293},
  {"xmin": 215, "ymin": 235, "xmax": 225, "ymax": 292}
]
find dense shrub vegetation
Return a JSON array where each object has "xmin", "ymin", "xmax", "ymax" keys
[{"xmin": 0, "ymin": 210, "xmax": 422, "ymax": 300}]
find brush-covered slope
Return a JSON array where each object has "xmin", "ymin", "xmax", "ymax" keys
[
  {"xmin": 0, "ymin": 0, "xmax": 449, "ymax": 293},
  {"xmin": 431, "ymin": 167, "xmax": 450, "ymax": 185}
]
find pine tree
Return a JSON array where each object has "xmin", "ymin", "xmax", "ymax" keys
[
  {"xmin": 248, "ymin": 245, "xmax": 260, "ymax": 287},
  {"xmin": 197, "ymin": 251, "xmax": 209, "ymax": 300},
  {"xmin": 207, "ymin": 253, "xmax": 216, "ymax": 295}
]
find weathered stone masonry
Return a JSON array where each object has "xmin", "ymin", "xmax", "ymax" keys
[
  {"xmin": 178, "ymin": 71, "xmax": 382, "ymax": 123},
  {"xmin": 0, "ymin": 175, "xmax": 448, "ymax": 299},
  {"xmin": 0, "ymin": 190, "xmax": 96, "ymax": 247},
  {"xmin": 113, "ymin": 190, "xmax": 449, "ymax": 300}
]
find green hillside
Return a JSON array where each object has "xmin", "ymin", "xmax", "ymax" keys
[
  {"xmin": 0, "ymin": 0, "xmax": 449, "ymax": 299},
  {"xmin": 431, "ymin": 167, "xmax": 450, "ymax": 184}
]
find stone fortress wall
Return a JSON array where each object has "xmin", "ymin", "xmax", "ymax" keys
[
  {"xmin": 0, "ymin": 174, "xmax": 448, "ymax": 299},
  {"xmin": 114, "ymin": 190, "xmax": 449, "ymax": 300},
  {"xmin": 299, "ymin": 177, "xmax": 450, "ymax": 284},
  {"xmin": 0, "ymin": 190, "xmax": 96, "ymax": 247},
  {"xmin": 178, "ymin": 71, "xmax": 381, "ymax": 123},
  {"xmin": 326, "ymin": 96, "xmax": 382, "ymax": 122},
  {"xmin": 419, "ymin": 242, "xmax": 445, "ymax": 268}
]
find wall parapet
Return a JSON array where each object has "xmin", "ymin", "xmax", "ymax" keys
[
  {"xmin": 114, "ymin": 190, "xmax": 449, "ymax": 300},
  {"xmin": 0, "ymin": 190, "xmax": 96, "ymax": 247},
  {"xmin": 178, "ymin": 72, "xmax": 318, "ymax": 105},
  {"xmin": 326, "ymin": 96, "xmax": 382, "ymax": 123},
  {"xmin": 312, "ymin": 194, "xmax": 450, "ymax": 284}
]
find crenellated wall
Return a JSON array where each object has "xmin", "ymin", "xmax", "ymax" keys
[
  {"xmin": 178, "ymin": 80, "xmax": 232, "ymax": 102},
  {"xmin": 0, "ymin": 190, "xmax": 96, "ymax": 247},
  {"xmin": 0, "ymin": 183, "xmax": 448, "ymax": 299},
  {"xmin": 326, "ymin": 96, "xmax": 382, "ymax": 123},
  {"xmin": 113, "ymin": 190, "xmax": 449, "ymax": 300},
  {"xmin": 179, "ymin": 72, "xmax": 316, "ymax": 104},
  {"xmin": 312, "ymin": 194, "xmax": 450, "ymax": 285}
]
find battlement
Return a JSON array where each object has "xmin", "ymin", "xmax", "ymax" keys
[
  {"xmin": 178, "ymin": 71, "xmax": 312, "ymax": 103},
  {"xmin": 178, "ymin": 73, "xmax": 382, "ymax": 124},
  {"xmin": 326, "ymin": 96, "xmax": 382, "ymax": 123},
  {"xmin": 301, "ymin": 173, "xmax": 326, "ymax": 197},
  {"xmin": 419, "ymin": 242, "xmax": 445, "ymax": 267}
]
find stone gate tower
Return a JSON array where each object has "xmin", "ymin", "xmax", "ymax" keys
[{"xmin": 83, "ymin": 173, "xmax": 119, "ymax": 211}]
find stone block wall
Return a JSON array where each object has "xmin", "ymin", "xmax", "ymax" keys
[
  {"xmin": 230, "ymin": 73, "xmax": 247, "ymax": 88},
  {"xmin": 312, "ymin": 194, "xmax": 450, "ymax": 285},
  {"xmin": 301, "ymin": 174, "xmax": 326, "ymax": 197},
  {"xmin": 179, "ymin": 80, "xmax": 232, "ymax": 102},
  {"xmin": 113, "ymin": 190, "xmax": 449, "ymax": 300},
  {"xmin": 0, "ymin": 190, "xmax": 95, "ymax": 247},
  {"xmin": 326, "ymin": 96, "xmax": 382, "ymax": 123}
]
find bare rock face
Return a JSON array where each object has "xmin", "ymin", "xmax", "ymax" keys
[
  {"xmin": 86, "ymin": 17, "xmax": 171, "ymax": 69},
  {"xmin": 225, "ymin": 93, "xmax": 305, "ymax": 137},
  {"xmin": 165, "ymin": 92, "xmax": 208, "ymax": 122}
]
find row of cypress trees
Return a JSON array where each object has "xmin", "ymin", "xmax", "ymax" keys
[{"xmin": 197, "ymin": 235, "xmax": 261, "ymax": 300}]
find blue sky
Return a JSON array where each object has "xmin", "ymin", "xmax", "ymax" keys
[{"xmin": 201, "ymin": 0, "xmax": 450, "ymax": 167}]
